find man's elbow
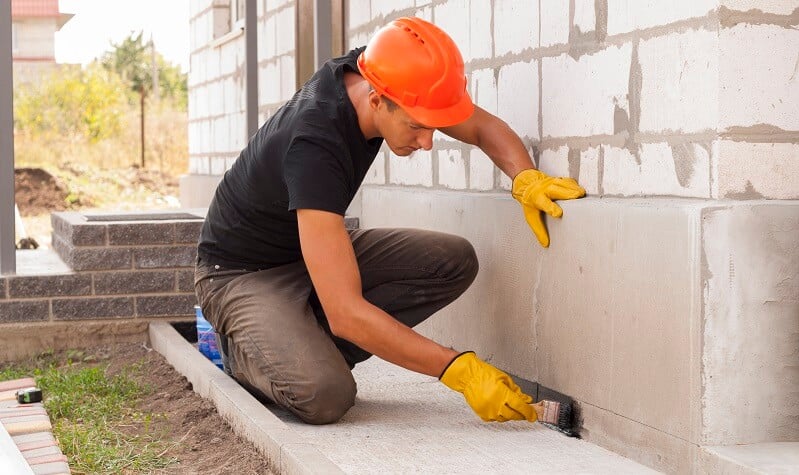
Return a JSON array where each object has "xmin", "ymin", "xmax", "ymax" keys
[{"xmin": 324, "ymin": 301, "xmax": 362, "ymax": 341}]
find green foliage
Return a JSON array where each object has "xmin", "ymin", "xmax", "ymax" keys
[
  {"xmin": 0, "ymin": 352, "xmax": 177, "ymax": 473},
  {"xmin": 101, "ymin": 31, "xmax": 188, "ymax": 109},
  {"xmin": 13, "ymin": 64, "xmax": 127, "ymax": 142}
]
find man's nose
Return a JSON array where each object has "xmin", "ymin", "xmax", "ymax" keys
[{"xmin": 417, "ymin": 129, "xmax": 434, "ymax": 151}]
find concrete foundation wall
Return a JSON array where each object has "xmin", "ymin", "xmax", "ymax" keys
[{"xmin": 362, "ymin": 186, "xmax": 799, "ymax": 473}]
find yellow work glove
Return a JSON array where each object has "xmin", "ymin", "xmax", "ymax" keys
[
  {"xmin": 511, "ymin": 169, "xmax": 586, "ymax": 247},
  {"xmin": 440, "ymin": 351, "xmax": 537, "ymax": 422}
]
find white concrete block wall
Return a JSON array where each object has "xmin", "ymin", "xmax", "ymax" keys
[{"xmin": 185, "ymin": 1, "xmax": 798, "ymax": 203}]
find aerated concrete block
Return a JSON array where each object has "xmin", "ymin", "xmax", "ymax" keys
[
  {"xmin": 438, "ymin": 149, "xmax": 467, "ymax": 190},
  {"xmin": 468, "ymin": 0, "xmax": 492, "ymax": 60},
  {"xmin": 498, "ymin": 60, "xmax": 539, "ymax": 140},
  {"xmin": 574, "ymin": 0, "xmax": 597, "ymax": 34},
  {"xmin": 363, "ymin": 152, "xmax": 386, "ymax": 185},
  {"xmin": 389, "ymin": 150, "xmax": 433, "ymax": 186},
  {"xmin": 542, "ymin": 44, "xmax": 632, "ymax": 138},
  {"xmin": 494, "ymin": 0, "xmax": 538, "ymax": 55},
  {"xmin": 435, "ymin": 0, "xmax": 471, "ymax": 60},
  {"xmin": 603, "ymin": 143, "xmax": 712, "ymax": 197},
  {"xmin": 540, "ymin": 0, "xmax": 570, "ymax": 47},
  {"xmin": 470, "ymin": 68, "xmax": 497, "ymax": 115},
  {"xmin": 716, "ymin": 141, "xmax": 799, "ymax": 199},
  {"xmin": 720, "ymin": 24, "xmax": 799, "ymax": 131},
  {"xmin": 639, "ymin": 29, "xmax": 719, "ymax": 133},
  {"xmin": 469, "ymin": 149, "xmax": 495, "ymax": 191},
  {"xmin": 702, "ymin": 203, "xmax": 799, "ymax": 445}
]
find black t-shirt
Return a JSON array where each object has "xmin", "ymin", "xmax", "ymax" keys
[{"xmin": 198, "ymin": 47, "xmax": 383, "ymax": 270}]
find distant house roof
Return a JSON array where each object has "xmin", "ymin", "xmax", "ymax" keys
[{"xmin": 11, "ymin": 0, "xmax": 61, "ymax": 18}]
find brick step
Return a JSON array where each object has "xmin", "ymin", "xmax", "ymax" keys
[{"xmin": 0, "ymin": 378, "xmax": 70, "ymax": 474}]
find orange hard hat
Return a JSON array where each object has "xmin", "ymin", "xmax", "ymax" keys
[{"xmin": 357, "ymin": 17, "xmax": 474, "ymax": 128}]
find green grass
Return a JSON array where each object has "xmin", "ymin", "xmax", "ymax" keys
[{"xmin": 1, "ymin": 350, "xmax": 178, "ymax": 474}]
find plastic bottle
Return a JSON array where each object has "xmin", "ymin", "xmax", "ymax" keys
[{"xmin": 195, "ymin": 305, "xmax": 224, "ymax": 370}]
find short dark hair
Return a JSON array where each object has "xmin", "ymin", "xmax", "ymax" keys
[{"xmin": 368, "ymin": 84, "xmax": 399, "ymax": 112}]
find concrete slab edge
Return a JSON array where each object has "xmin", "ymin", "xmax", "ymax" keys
[{"xmin": 148, "ymin": 322, "xmax": 344, "ymax": 475}]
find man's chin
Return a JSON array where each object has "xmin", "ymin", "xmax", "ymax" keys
[{"xmin": 391, "ymin": 146, "xmax": 415, "ymax": 157}]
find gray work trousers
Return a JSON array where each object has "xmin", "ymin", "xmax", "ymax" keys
[{"xmin": 194, "ymin": 228, "xmax": 478, "ymax": 424}]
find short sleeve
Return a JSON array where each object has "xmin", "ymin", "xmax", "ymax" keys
[{"xmin": 284, "ymin": 136, "xmax": 351, "ymax": 215}]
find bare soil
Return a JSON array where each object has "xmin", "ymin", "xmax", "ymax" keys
[
  {"xmin": 14, "ymin": 167, "xmax": 71, "ymax": 216},
  {"xmin": 11, "ymin": 343, "xmax": 275, "ymax": 475}
]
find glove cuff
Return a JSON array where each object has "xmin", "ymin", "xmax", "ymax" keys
[
  {"xmin": 511, "ymin": 169, "xmax": 545, "ymax": 198},
  {"xmin": 438, "ymin": 351, "xmax": 475, "ymax": 380}
]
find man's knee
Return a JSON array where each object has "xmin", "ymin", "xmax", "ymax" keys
[
  {"xmin": 292, "ymin": 367, "xmax": 357, "ymax": 425},
  {"xmin": 436, "ymin": 234, "xmax": 479, "ymax": 289}
]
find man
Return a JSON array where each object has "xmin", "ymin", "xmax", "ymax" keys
[{"xmin": 195, "ymin": 17, "xmax": 585, "ymax": 425}]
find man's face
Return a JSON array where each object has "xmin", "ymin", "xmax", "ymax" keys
[{"xmin": 374, "ymin": 99, "xmax": 435, "ymax": 156}]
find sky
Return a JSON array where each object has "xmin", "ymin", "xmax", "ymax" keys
[{"xmin": 55, "ymin": 0, "xmax": 190, "ymax": 72}]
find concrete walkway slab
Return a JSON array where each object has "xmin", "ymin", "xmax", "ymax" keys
[
  {"xmin": 152, "ymin": 322, "xmax": 657, "ymax": 474},
  {"xmin": 271, "ymin": 359, "xmax": 658, "ymax": 474}
]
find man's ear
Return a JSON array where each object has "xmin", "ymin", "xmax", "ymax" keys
[{"xmin": 368, "ymin": 90, "xmax": 382, "ymax": 112}]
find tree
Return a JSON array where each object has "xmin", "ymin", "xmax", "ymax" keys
[
  {"xmin": 100, "ymin": 31, "xmax": 188, "ymax": 166},
  {"xmin": 100, "ymin": 31, "xmax": 187, "ymax": 108}
]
